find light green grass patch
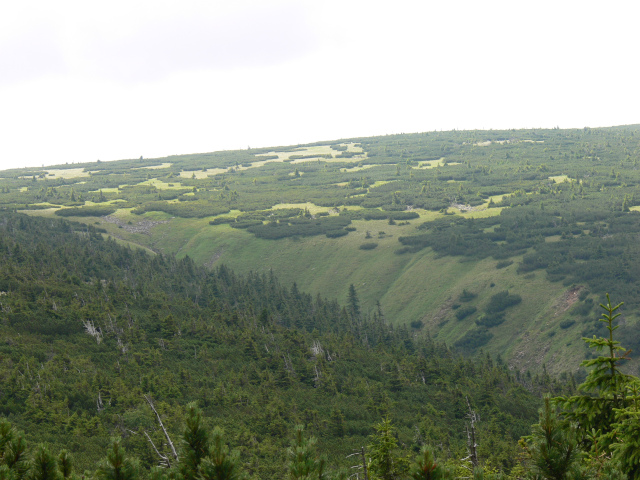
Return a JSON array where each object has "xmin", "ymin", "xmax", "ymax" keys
[
  {"xmin": 100, "ymin": 234, "xmax": 156, "ymax": 255},
  {"xmin": 19, "ymin": 208, "xmax": 59, "ymax": 217},
  {"xmin": 256, "ymin": 145, "xmax": 336, "ymax": 160},
  {"xmin": 486, "ymin": 194, "xmax": 509, "ymax": 204},
  {"xmin": 291, "ymin": 157, "xmax": 333, "ymax": 164},
  {"xmin": 337, "ymin": 205, "xmax": 363, "ymax": 213},
  {"xmin": 416, "ymin": 158, "xmax": 446, "ymax": 169},
  {"xmin": 83, "ymin": 200, "xmax": 119, "ymax": 206},
  {"xmin": 454, "ymin": 207, "xmax": 504, "ymax": 219},
  {"xmin": 410, "ymin": 209, "xmax": 439, "ymax": 221},
  {"xmin": 137, "ymin": 178, "xmax": 189, "ymax": 190},
  {"xmin": 305, "ymin": 156, "xmax": 365, "ymax": 164},
  {"xmin": 369, "ymin": 180, "xmax": 393, "ymax": 188},
  {"xmin": 134, "ymin": 163, "xmax": 172, "ymax": 170},
  {"xmin": 342, "ymin": 142, "xmax": 363, "ymax": 153},
  {"xmin": 19, "ymin": 187, "xmax": 28, "ymax": 192},
  {"xmin": 235, "ymin": 160, "xmax": 279, "ymax": 171},
  {"xmin": 341, "ymin": 165, "xmax": 376, "ymax": 173},
  {"xmin": 89, "ymin": 188, "xmax": 120, "ymax": 193},
  {"xmin": 549, "ymin": 175, "xmax": 571, "ymax": 183},
  {"xmin": 41, "ymin": 168, "xmax": 90, "ymax": 179},
  {"xmin": 271, "ymin": 203, "xmax": 330, "ymax": 215},
  {"xmin": 473, "ymin": 140, "xmax": 512, "ymax": 146},
  {"xmin": 179, "ymin": 168, "xmax": 227, "ymax": 178},
  {"xmin": 135, "ymin": 210, "xmax": 174, "ymax": 221},
  {"xmin": 255, "ymin": 143, "xmax": 366, "ymax": 166},
  {"xmin": 104, "ymin": 207, "xmax": 136, "ymax": 218}
]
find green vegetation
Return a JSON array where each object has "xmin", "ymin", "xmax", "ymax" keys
[
  {"xmin": 55, "ymin": 206, "xmax": 117, "ymax": 217},
  {"xmin": 0, "ymin": 212, "xmax": 563, "ymax": 479},
  {"xmin": 520, "ymin": 296, "xmax": 640, "ymax": 477},
  {"xmin": 455, "ymin": 306, "xmax": 476, "ymax": 321},
  {"xmin": 3, "ymin": 192, "xmax": 640, "ymax": 476},
  {"xmin": 485, "ymin": 291, "xmax": 522, "ymax": 314},
  {"xmin": 4, "ymin": 125, "xmax": 640, "ymax": 373}
]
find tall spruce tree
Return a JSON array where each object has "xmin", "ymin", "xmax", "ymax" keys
[
  {"xmin": 198, "ymin": 428, "xmax": 245, "ymax": 480},
  {"xmin": 556, "ymin": 295, "xmax": 637, "ymax": 453},
  {"xmin": 287, "ymin": 425, "xmax": 326, "ymax": 480},
  {"xmin": 179, "ymin": 404, "xmax": 209, "ymax": 480},
  {"xmin": 96, "ymin": 440, "xmax": 139, "ymax": 480},
  {"xmin": 368, "ymin": 417, "xmax": 409, "ymax": 480},
  {"xmin": 28, "ymin": 446, "xmax": 60, "ymax": 480},
  {"xmin": 347, "ymin": 284, "xmax": 360, "ymax": 319},
  {"xmin": 56, "ymin": 451, "xmax": 73, "ymax": 480},
  {"xmin": 409, "ymin": 446, "xmax": 453, "ymax": 480},
  {"xmin": 0, "ymin": 420, "xmax": 29, "ymax": 480},
  {"xmin": 523, "ymin": 397, "xmax": 581, "ymax": 480}
]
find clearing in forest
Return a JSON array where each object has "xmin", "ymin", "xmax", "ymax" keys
[
  {"xmin": 38, "ymin": 168, "xmax": 91, "ymax": 179},
  {"xmin": 137, "ymin": 178, "xmax": 189, "ymax": 190},
  {"xmin": 133, "ymin": 163, "xmax": 173, "ymax": 170},
  {"xmin": 549, "ymin": 175, "xmax": 571, "ymax": 183}
]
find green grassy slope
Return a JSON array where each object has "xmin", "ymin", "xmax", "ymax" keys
[
  {"xmin": 21, "ymin": 205, "xmax": 598, "ymax": 375},
  {"xmin": 6, "ymin": 125, "xmax": 640, "ymax": 374}
]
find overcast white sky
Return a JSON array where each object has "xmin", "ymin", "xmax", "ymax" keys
[{"xmin": 1, "ymin": 0, "xmax": 638, "ymax": 170}]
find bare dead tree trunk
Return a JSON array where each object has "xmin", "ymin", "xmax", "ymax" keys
[
  {"xmin": 361, "ymin": 446, "xmax": 369, "ymax": 480},
  {"xmin": 143, "ymin": 394, "xmax": 179, "ymax": 465},
  {"xmin": 462, "ymin": 396, "xmax": 479, "ymax": 472},
  {"xmin": 346, "ymin": 447, "xmax": 368, "ymax": 480},
  {"xmin": 143, "ymin": 430, "xmax": 172, "ymax": 468}
]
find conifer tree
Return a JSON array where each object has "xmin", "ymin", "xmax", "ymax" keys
[
  {"xmin": 408, "ymin": 446, "xmax": 452, "ymax": 480},
  {"xmin": 179, "ymin": 404, "xmax": 209, "ymax": 480},
  {"xmin": 368, "ymin": 417, "xmax": 409, "ymax": 480},
  {"xmin": 610, "ymin": 382, "xmax": 640, "ymax": 477},
  {"xmin": 347, "ymin": 284, "xmax": 360, "ymax": 319},
  {"xmin": 198, "ymin": 428, "xmax": 245, "ymax": 480},
  {"xmin": 556, "ymin": 295, "xmax": 637, "ymax": 453},
  {"xmin": 148, "ymin": 467, "xmax": 169, "ymax": 480},
  {"xmin": 96, "ymin": 439, "xmax": 139, "ymax": 480},
  {"xmin": 0, "ymin": 420, "xmax": 29, "ymax": 480},
  {"xmin": 329, "ymin": 409, "xmax": 345, "ymax": 438},
  {"xmin": 0, "ymin": 466, "xmax": 16, "ymax": 480},
  {"xmin": 56, "ymin": 451, "xmax": 72, "ymax": 480},
  {"xmin": 523, "ymin": 396, "xmax": 581, "ymax": 480},
  {"xmin": 287, "ymin": 425, "xmax": 326, "ymax": 480},
  {"xmin": 29, "ymin": 446, "xmax": 60, "ymax": 480}
]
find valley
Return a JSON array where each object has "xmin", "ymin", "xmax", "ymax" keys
[{"xmin": 2, "ymin": 126, "xmax": 640, "ymax": 377}]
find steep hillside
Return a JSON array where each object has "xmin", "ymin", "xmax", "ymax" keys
[
  {"xmin": 0, "ymin": 212, "xmax": 558, "ymax": 478},
  {"xmin": 2, "ymin": 125, "xmax": 640, "ymax": 373}
]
